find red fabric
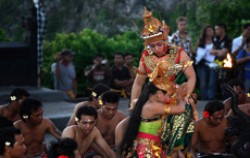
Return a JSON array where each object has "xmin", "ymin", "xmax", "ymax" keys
[{"xmin": 137, "ymin": 132, "xmax": 161, "ymax": 142}]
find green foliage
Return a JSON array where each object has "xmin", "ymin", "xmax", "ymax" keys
[
  {"xmin": 197, "ymin": 0, "xmax": 250, "ymax": 38},
  {"xmin": 0, "ymin": 28, "xmax": 11, "ymax": 42},
  {"xmin": 42, "ymin": 29, "xmax": 143, "ymax": 95}
]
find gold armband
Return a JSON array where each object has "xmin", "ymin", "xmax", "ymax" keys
[{"xmin": 164, "ymin": 105, "xmax": 171, "ymax": 115}]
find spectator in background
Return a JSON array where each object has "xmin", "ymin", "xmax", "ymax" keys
[
  {"xmin": 0, "ymin": 88, "xmax": 30, "ymax": 122},
  {"xmin": 236, "ymin": 37, "xmax": 250, "ymax": 93},
  {"xmin": 124, "ymin": 53, "xmax": 137, "ymax": 97},
  {"xmin": 0, "ymin": 127, "xmax": 26, "ymax": 158},
  {"xmin": 14, "ymin": 98, "xmax": 61, "ymax": 158},
  {"xmin": 232, "ymin": 23, "xmax": 250, "ymax": 56},
  {"xmin": 84, "ymin": 53, "xmax": 111, "ymax": 92},
  {"xmin": 124, "ymin": 53, "xmax": 137, "ymax": 79},
  {"xmin": 210, "ymin": 23, "xmax": 232, "ymax": 99},
  {"xmin": 195, "ymin": 26, "xmax": 218, "ymax": 100},
  {"xmin": 51, "ymin": 49, "xmax": 77, "ymax": 100},
  {"xmin": 47, "ymin": 138, "xmax": 81, "ymax": 158},
  {"xmin": 110, "ymin": 53, "xmax": 133, "ymax": 98},
  {"xmin": 169, "ymin": 16, "xmax": 193, "ymax": 59}
]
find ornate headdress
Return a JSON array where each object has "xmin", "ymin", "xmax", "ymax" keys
[{"xmin": 141, "ymin": 7, "xmax": 170, "ymax": 45}]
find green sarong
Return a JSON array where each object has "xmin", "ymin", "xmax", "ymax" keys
[{"xmin": 161, "ymin": 104, "xmax": 194, "ymax": 156}]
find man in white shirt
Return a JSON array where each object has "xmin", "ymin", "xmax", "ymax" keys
[{"xmin": 232, "ymin": 23, "xmax": 250, "ymax": 55}]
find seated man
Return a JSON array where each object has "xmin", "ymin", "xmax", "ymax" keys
[
  {"xmin": 227, "ymin": 103, "xmax": 250, "ymax": 117},
  {"xmin": 62, "ymin": 105, "xmax": 116, "ymax": 157},
  {"xmin": 223, "ymin": 79, "xmax": 250, "ymax": 115},
  {"xmin": 0, "ymin": 88, "xmax": 30, "ymax": 122},
  {"xmin": 96, "ymin": 91, "xmax": 126, "ymax": 148},
  {"xmin": 67, "ymin": 83, "xmax": 110, "ymax": 126},
  {"xmin": 191, "ymin": 100, "xmax": 231, "ymax": 158},
  {"xmin": 14, "ymin": 98, "xmax": 61, "ymax": 158},
  {"xmin": 114, "ymin": 117, "xmax": 129, "ymax": 150},
  {"xmin": 47, "ymin": 138, "xmax": 80, "ymax": 158},
  {"xmin": 0, "ymin": 126, "xmax": 26, "ymax": 158}
]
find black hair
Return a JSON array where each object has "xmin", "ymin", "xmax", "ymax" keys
[
  {"xmin": 114, "ymin": 52, "xmax": 124, "ymax": 58},
  {"xmin": 119, "ymin": 82, "xmax": 161, "ymax": 156},
  {"xmin": 245, "ymin": 36, "xmax": 250, "ymax": 45},
  {"xmin": 101, "ymin": 91, "xmax": 119, "ymax": 104},
  {"xmin": 0, "ymin": 127, "xmax": 21, "ymax": 155},
  {"xmin": 20, "ymin": 98, "xmax": 43, "ymax": 122},
  {"xmin": 124, "ymin": 53, "xmax": 134, "ymax": 58},
  {"xmin": 76, "ymin": 105, "xmax": 98, "ymax": 120},
  {"xmin": 176, "ymin": 16, "xmax": 187, "ymax": 24},
  {"xmin": 0, "ymin": 116, "xmax": 13, "ymax": 129},
  {"xmin": 243, "ymin": 23, "xmax": 250, "ymax": 29},
  {"xmin": 9, "ymin": 88, "xmax": 30, "ymax": 102},
  {"xmin": 47, "ymin": 138, "xmax": 78, "ymax": 158},
  {"xmin": 215, "ymin": 23, "xmax": 227, "ymax": 31},
  {"xmin": 88, "ymin": 83, "xmax": 110, "ymax": 102},
  {"xmin": 227, "ymin": 78, "xmax": 245, "ymax": 90},
  {"xmin": 94, "ymin": 53, "xmax": 103, "ymax": 58},
  {"xmin": 204, "ymin": 100, "xmax": 224, "ymax": 116},
  {"xmin": 196, "ymin": 25, "xmax": 214, "ymax": 48}
]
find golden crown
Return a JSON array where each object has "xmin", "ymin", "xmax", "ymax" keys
[{"xmin": 141, "ymin": 7, "xmax": 170, "ymax": 45}]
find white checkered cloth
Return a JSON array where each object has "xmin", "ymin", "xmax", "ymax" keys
[{"xmin": 33, "ymin": 0, "xmax": 46, "ymax": 67}]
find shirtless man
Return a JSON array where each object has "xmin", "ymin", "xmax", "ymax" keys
[
  {"xmin": 67, "ymin": 83, "xmax": 110, "ymax": 126},
  {"xmin": 227, "ymin": 103, "xmax": 250, "ymax": 117},
  {"xmin": 191, "ymin": 100, "xmax": 230, "ymax": 158},
  {"xmin": 62, "ymin": 105, "xmax": 116, "ymax": 158},
  {"xmin": 114, "ymin": 117, "xmax": 129, "ymax": 150},
  {"xmin": 0, "ymin": 88, "xmax": 29, "ymax": 122},
  {"xmin": 96, "ymin": 91, "xmax": 126, "ymax": 148},
  {"xmin": 0, "ymin": 127, "xmax": 26, "ymax": 158},
  {"xmin": 14, "ymin": 98, "xmax": 61, "ymax": 158},
  {"xmin": 224, "ymin": 79, "xmax": 250, "ymax": 115}
]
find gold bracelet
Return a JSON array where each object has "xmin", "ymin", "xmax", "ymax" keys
[{"xmin": 164, "ymin": 105, "xmax": 171, "ymax": 115}]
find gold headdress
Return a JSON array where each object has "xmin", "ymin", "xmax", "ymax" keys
[
  {"xmin": 141, "ymin": 7, "xmax": 170, "ymax": 45},
  {"xmin": 148, "ymin": 60, "xmax": 193, "ymax": 96}
]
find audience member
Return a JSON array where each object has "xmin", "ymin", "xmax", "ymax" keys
[
  {"xmin": 236, "ymin": 37, "xmax": 250, "ymax": 93},
  {"xmin": 51, "ymin": 49, "xmax": 77, "ymax": 100},
  {"xmin": 0, "ymin": 127, "xmax": 26, "ymax": 158},
  {"xmin": 210, "ymin": 23, "xmax": 232, "ymax": 99},
  {"xmin": 84, "ymin": 53, "xmax": 111, "ymax": 91},
  {"xmin": 14, "ymin": 98, "xmax": 61, "ymax": 158},
  {"xmin": 227, "ymin": 103, "xmax": 250, "ymax": 117},
  {"xmin": 223, "ymin": 79, "xmax": 250, "ymax": 115},
  {"xmin": 232, "ymin": 23, "xmax": 250, "ymax": 55},
  {"xmin": 67, "ymin": 83, "xmax": 110, "ymax": 126},
  {"xmin": 62, "ymin": 106, "xmax": 116, "ymax": 157},
  {"xmin": 191, "ymin": 100, "xmax": 230, "ymax": 158},
  {"xmin": 124, "ymin": 53, "xmax": 137, "ymax": 79},
  {"xmin": 114, "ymin": 117, "xmax": 129, "ymax": 150},
  {"xmin": 0, "ymin": 88, "xmax": 30, "ymax": 122},
  {"xmin": 110, "ymin": 53, "xmax": 133, "ymax": 98},
  {"xmin": 169, "ymin": 16, "xmax": 193, "ymax": 58},
  {"xmin": 47, "ymin": 138, "xmax": 80, "ymax": 158},
  {"xmin": 96, "ymin": 91, "xmax": 126, "ymax": 148},
  {"xmin": 195, "ymin": 25, "xmax": 218, "ymax": 100}
]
